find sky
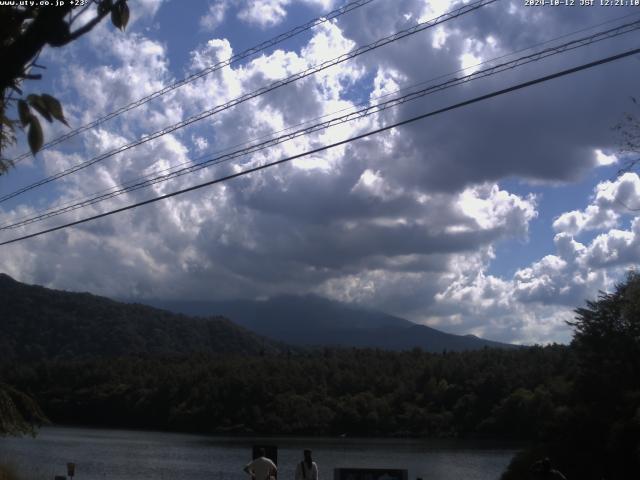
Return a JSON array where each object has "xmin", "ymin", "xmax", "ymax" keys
[{"xmin": 1, "ymin": 0, "xmax": 640, "ymax": 344}]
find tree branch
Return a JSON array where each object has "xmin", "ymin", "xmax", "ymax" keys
[{"xmin": 0, "ymin": 6, "xmax": 72, "ymax": 91}]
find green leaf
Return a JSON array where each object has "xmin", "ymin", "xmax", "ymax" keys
[
  {"xmin": 120, "ymin": 2, "xmax": 130, "ymax": 31},
  {"xmin": 17, "ymin": 100, "xmax": 31, "ymax": 127},
  {"xmin": 111, "ymin": 0, "xmax": 129, "ymax": 31},
  {"xmin": 27, "ymin": 94, "xmax": 53, "ymax": 123},
  {"xmin": 28, "ymin": 116, "xmax": 43, "ymax": 155},
  {"xmin": 110, "ymin": 8, "xmax": 121, "ymax": 29},
  {"xmin": 40, "ymin": 94, "xmax": 69, "ymax": 127}
]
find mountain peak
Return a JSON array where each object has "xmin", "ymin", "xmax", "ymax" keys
[{"xmin": 148, "ymin": 295, "xmax": 515, "ymax": 352}]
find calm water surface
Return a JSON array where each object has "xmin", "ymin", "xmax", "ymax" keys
[{"xmin": 0, "ymin": 427, "xmax": 520, "ymax": 480}]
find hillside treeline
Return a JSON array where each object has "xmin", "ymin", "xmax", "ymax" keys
[
  {"xmin": 1, "ymin": 346, "xmax": 572, "ymax": 438},
  {"xmin": 0, "ymin": 273, "xmax": 284, "ymax": 360}
]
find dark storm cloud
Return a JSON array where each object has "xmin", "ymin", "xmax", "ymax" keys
[{"xmin": 334, "ymin": 1, "xmax": 640, "ymax": 192}]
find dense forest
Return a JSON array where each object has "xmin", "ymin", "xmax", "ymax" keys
[
  {"xmin": 0, "ymin": 346, "xmax": 572, "ymax": 438},
  {"xmin": 1, "ymin": 273, "xmax": 639, "ymax": 479},
  {"xmin": 0, "ymin": 273, "xmax": 284, "ymax": 360}
]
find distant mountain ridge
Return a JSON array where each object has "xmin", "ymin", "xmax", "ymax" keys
[
  {"xmin": 0, "ymin": 273, "xmax": 515, "ymax": 359},
  {"xmin": 150, "ymin": 294, "xmax": 516, "ymax": 352},
  {"xmin": 0, "ymin": 273, "xmax": 282, "ymax": 361}
]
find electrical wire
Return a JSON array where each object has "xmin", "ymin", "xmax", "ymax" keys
[
  {"xmin": 0, "ymin": 0, "xmax": 498, "ymax": 204},
  {"xmin": 2, "ymin": 46, "xmax": 638, "ymax": 247},
  {"xmin": 10, "ymin": 0, "xmax": 377, "ymax": 164},
  {"xmin": 3, "ymin": 18, "xmax": 639, "ymax": 230}
]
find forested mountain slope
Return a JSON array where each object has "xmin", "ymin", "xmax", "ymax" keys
[{"xmin": 0, "ymin": 274, "xmax": 282, "ymax": 360}]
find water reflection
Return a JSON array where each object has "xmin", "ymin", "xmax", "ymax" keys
[{"xmin": 0, "ymin": 427, "xmax": 520, "ymax": 480}]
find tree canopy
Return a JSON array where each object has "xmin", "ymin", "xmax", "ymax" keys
[
  {"xmin": 502, "ymin": 271, "xmax": 640, "ymax": 479},
  {"xmin": 0, "ymin": 0, "xmax": 130, "ymax": 173},
  {"xmin": 0, "ymin": 382, "xmax": 47, "ymax": 437}
]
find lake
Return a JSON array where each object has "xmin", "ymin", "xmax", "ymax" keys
[{"xmin": 0, "ymin": 427, "xmax": 520, "ymax": 480}]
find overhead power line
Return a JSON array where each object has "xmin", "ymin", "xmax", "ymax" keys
[
  {"xmin": 1, "ymin": 46, "xmax": 638, "ymax": 247},
  {"xmin": 56, "ymin": 9, "xmax": 636, "ymax": 211},
  {"xmin": 10, "ymin": 0, "xmax": 377, "ymax": 164},
  {"xmin": 0, "ymin": 0, "xmax": 497, "ymax": 204},
  {"xmin": 4, "ymin": 19, "xmax": 640, "ymax": 231}
]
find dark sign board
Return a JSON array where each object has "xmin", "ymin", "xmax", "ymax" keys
[
  {"xmin": 252, "ymin": 445, "xmax": 278, "ymax": 465},
  {"xmin": 334, "ymin": 468, "xmax": 408, "ymax": 480}
]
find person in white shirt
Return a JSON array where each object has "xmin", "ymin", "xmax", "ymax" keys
[
  {"xmin": 244, "ymin": 448, "xmax": 277, "ymax": 480},
  {"xmin": 295, "ymin": 449, "xmax": 318, "ymax": 480}
]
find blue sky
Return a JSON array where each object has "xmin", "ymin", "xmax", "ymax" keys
[
  {"xmin": 489, "ymin": 163, "xmax": 622, "ymax": 278},
  {"xmin": 1, "ymin": 0, "xmax": 640, "ymax": 344}
]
